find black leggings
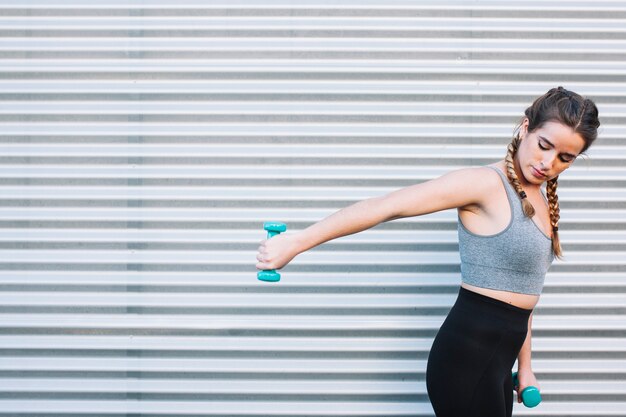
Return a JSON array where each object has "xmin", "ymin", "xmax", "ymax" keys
[{"xmin": 426, "ymin": 286, "xmax": 532, "ymax": 417}]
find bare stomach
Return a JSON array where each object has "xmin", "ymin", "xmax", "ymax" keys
[{"xmin": 461, "ymin": 282, "xmax": 539, "ymax": 310}]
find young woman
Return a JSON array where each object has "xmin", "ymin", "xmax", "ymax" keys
[{"xmin": 255, "ymin": 86, "xmax": 600, "ymax": 417}]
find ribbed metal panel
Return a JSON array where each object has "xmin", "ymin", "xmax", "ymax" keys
[{"xmin": 0, "ymin": 1, "xmax": 625, "ymax": 415}]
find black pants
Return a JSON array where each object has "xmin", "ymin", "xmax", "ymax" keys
[{"xmin": 426, "ymin": 286, "xmax": 532, "ymax": 417}]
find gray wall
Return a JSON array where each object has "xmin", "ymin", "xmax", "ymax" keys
[{"xmin": 0, "ymin": 0, "xmax": 625, "ymax": 416}]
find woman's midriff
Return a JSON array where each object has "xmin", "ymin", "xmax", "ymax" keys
[{"xmin": 461, "ymin": 282, "xmax": 539, "ymax": 310}]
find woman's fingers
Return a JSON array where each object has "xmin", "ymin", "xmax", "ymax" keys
[
  {"xmin": 254, "ymin": 233, "xmax": 298, "ymax": 272},
  {"xmin": 256, "ymin": 243, "xmax": 270, "ymax": 269}
]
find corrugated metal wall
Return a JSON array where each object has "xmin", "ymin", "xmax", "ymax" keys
[{"xmin": 0, "ymin": 0, "xmax": 624, "ymax": 415}]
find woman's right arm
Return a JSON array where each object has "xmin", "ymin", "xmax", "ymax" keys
[
  {"xmin": 255, "ymin": 196, "xmax": 390, "ymax": 271},
  {"xmin": 256, "ymin": 166, "xmax": 492, "ymax": 271}
]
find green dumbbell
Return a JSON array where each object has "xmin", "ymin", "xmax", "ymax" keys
[
  {"xmin": 257, "ymin": 222, "xmax": 287, "ymax": 282},
  {"xmin": 512, "ymin": 372, "xmax": 542, "ymax": 408}
]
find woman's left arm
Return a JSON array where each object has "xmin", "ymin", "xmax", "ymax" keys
[{"xmin": 516, "ymin": 312, "xmax": 540, "ymax": 402}]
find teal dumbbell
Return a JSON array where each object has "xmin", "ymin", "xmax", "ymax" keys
[
  {"xmin": 512, "ymin": 372, "xmax": 542, "ymax": 408},
  {"xmin": 257, "ymin": 222, "xmax": 287, "ymax": 282}
]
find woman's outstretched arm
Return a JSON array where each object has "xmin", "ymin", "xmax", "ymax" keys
[{"xmin": 256, "ymin": 166, "xmax": 493, "ymax": 271}]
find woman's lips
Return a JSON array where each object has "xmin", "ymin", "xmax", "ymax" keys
[{"xmin": 531, "ymin": 166, "xmax": 546, "ymax": 179}]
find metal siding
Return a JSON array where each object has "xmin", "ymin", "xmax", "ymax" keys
[{"xmin": 0, "ymin": 0, "xmax": 624, "ymax": 415}]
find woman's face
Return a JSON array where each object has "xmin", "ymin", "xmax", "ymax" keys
[{"xmin": 516, "ymin": 119, "xmax": 586, "ymax": 185}]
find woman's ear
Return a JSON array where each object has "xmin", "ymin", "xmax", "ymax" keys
[{"xmin": 520, "ymin": 118, "xmax": 529, "ymax": 138}]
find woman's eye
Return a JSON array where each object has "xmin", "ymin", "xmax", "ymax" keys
[{"xmin": 538, "ymin": 140, "xmax": 573, "ymax": 163}]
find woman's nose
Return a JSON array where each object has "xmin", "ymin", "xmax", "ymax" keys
[{"xmin": 542, "ymin": 152, "xmax": 557, "ymax": 170}]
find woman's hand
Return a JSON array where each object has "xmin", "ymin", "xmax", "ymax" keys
[
  {"xmin": 515, "ymin": 368, "xmax": 540, "ymax": 403},
  {"xmin": 255, "ymin": 232, "xmax": 303, "ymax": 271}
]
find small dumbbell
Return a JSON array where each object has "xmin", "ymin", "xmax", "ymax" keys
[
  {"xmin": 257, "ymin": 222, "xmax": 287, "ymax": 282},
  {"xmin": 512, "ymin": 372, "xmax": 542, "ymax": 408}
]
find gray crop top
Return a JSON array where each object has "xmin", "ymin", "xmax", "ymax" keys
[{"xmin": 457, "ymin": 165, "xmax": 555, "ymax": 295}]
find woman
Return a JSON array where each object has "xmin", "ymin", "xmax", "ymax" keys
[{"xmin": 255, "ymin": 86, "xmax": 600, "ymax": 417}]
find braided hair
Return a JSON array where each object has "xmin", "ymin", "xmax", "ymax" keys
[{"xmin": 505, "ymin": 86, "xmax": 600, "ymax": 260}]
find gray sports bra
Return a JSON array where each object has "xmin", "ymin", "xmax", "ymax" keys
[{"xmin": 457, "ymin": 165, "xmax": 555, "ymax": 295}]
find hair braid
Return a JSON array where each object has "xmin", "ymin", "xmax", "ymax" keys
[
  {"xmin": 504, "ymin": 134, "xmax": 536, "ymax": 217},
  {"xmin": 545, "ymin": 177, "xmax": 563, "ymax": 258},
  {"xmin": 504, "ymin": 132, "xmax": 563, "ymax": 259}
]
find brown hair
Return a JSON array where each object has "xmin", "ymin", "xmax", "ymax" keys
[{"xmin": 504, "ymin": 86, "xmax": 600, "ymax": 260}]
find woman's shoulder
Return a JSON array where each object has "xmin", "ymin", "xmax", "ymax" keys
[
  {"xmin": 380, "ymin": 163, "xmax": 505, "ymax": 219},
  {"xmin": 433, "ymin": 164, "xmax": 507, "ymax": 211},
  {"xmin": 456, "ymin": 163, "xmax": 508, "ymax": 206}
]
